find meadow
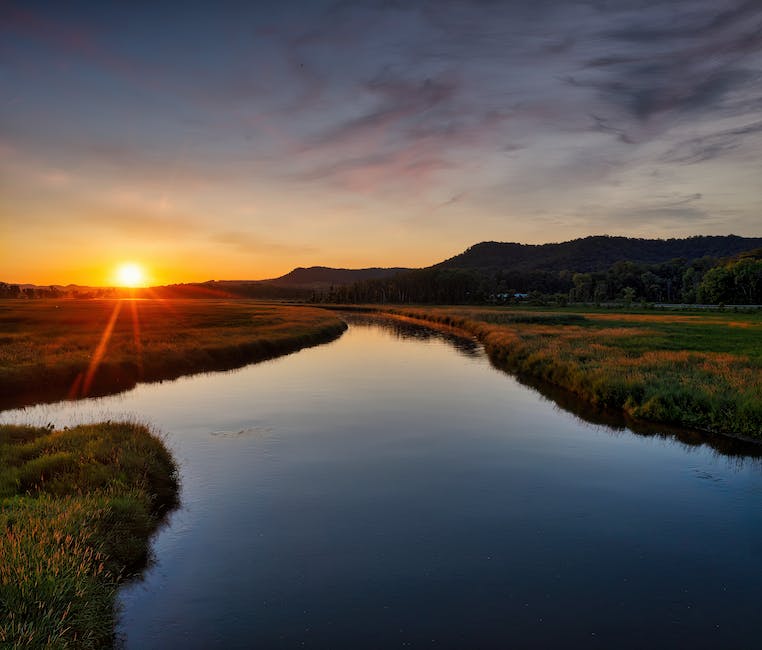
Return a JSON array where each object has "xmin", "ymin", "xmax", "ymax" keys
[
  {"xmin": 375, "ymin": 306, "xmax": 762, "ymax": 439},
  {"xmin": 0, "ymin": 300, "xmax": 346, "ymax": 408},
  {"xmin": 0, "ymin": 421, "xmax": 179, "ymax": 648}
]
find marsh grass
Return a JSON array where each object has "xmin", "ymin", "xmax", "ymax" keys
[
  {"xmin": 0, "ymin": 421, "xmax": 179, "ymax": 648},
  {"xmin": 0, "ymin": 300, "xmax": 346, "ymax": 408},
  {"xmin": 381, "ymin": 306, "xmax": 762, "ymax": 439}
]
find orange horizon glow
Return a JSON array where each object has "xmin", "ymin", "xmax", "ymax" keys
[
  {"xmin": 1, "ymin": 252, "xmax": 426, "ymax": 288},
  {"xmin": 0, "ymin": 239, "xmax": 439, "ymax": 287}
]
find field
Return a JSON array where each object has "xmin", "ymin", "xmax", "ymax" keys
[
  {"xmin": 376, "ymin": 306, "xmax": 762, "ymax": 439},
  {"xmin": 0, "ymin": 300, "xmax": 346, "ymax": 408},
  {"xmin": 0, "ymin": 421, "xmax": 179, "ymax": 648}
]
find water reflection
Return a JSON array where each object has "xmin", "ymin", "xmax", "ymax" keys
[
  {"xmin": 343, "ymin": 313, "xmax": 762, "ymax": 465},
  {"xmin": 343, "ymin": 313, "xmax": 483, "ymax": 357},
  {"xmin": 2, "ymin": 316, "xmax": 762, "ymax": 648}
]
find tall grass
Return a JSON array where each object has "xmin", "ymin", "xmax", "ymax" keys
[
  {"xmin": 0, "ymin": 422, "xmax": 179, "ymax": 648},
  {"xmin": 0, "ymin": 300, "xmax": 346, "ymax": 408},
  {"xmin": 381, "ymin": 307, "xmax": 762, "ymax": 439}
]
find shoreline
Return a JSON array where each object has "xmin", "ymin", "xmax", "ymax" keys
[
  {"xmin": 0, "ymin": 301, "xmax": 347, "ymax": 410},
  {"xmin": 334, "ymin": 306, "xmax": 762, "ymax": 445}
]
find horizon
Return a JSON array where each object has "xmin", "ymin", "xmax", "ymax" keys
[
  {"xmin": 3, "ymin": 1, "xmax": 762, "ymax": 286},
  {"xmin": 4, "ymin": 231, "xmax": 760, "ymax": 288}
]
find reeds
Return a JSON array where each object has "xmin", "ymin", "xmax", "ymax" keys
[
  {"xmin": 0, "ymin": 300, "xmax": 346, "ymax": 408},
  {"xmin": 0, "ymin": 422, "xmax": 179, "ymax": 648},
  {"xmin": 383, "ymin": 307, "xmax": 762, "ymax": 438}
]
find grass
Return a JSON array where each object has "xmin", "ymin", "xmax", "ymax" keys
[
  {"xmin": 0, "ymin": 299, "xmax": 346, "ymax": 408},
  {"xmin": 373, "ymin": 306, "xmax": 762, "ymax": 439},
  {"xmin": 0, "ymin": 421, "xmax": 179, "ymax": 648}
]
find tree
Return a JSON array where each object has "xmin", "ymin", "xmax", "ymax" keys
[
  {"xmin": 572, "ymin": 273, "xmax": 592, "ymax": 302},
  {"xmin": 732, "ymin": 258, "xmax": 762, "ymax": 304},
  {"xmin": 622, "ymin": 286, "xmax": 636, "ymax": 305},
  {"xmin": 697, "ymin": 266, "xmax": 733, "ymax": 304}
]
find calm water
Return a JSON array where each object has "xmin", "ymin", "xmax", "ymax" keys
[{"xmin": 3, "ymin": 316, "xmax": 762, "ymax": 648}]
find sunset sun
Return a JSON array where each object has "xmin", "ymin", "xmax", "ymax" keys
[{"xmin": 115, "ymin": 263, "xmax": 146, "ymax": 287}]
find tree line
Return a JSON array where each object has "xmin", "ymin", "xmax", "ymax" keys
[
  {"xmin": 311, "ymin": 250, "xmax": 762, "ymax": 306},
  {"xmin": 0, "ymin": 283, "xmax": 118, "ymax": 299}
]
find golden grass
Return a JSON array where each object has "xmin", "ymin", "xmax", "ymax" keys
[
  {"xmin": 378, "ymin": 306, "xmax": 762, "ymax": 438},
  {"xmin": 0, "ymin": 300, "xmax": 346, "ymax": 408}
]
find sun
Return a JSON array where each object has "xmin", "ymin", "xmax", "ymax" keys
[{"xmin": 115, "ymin": 262, "xmax": 146, "ymax": 288}]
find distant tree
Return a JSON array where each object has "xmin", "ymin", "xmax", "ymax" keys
[
  {"xmin": 572, "ymin": 273, "xmax": 592, "ymax": 302},
  {"xmin": 732, "ymin": 258, "xmax": 762, "ymax": 304},
  {"xmin": 622, "ymin": 286, "xmax": 636, "ymax": 305},
  {"xmin": 681, "ymin": 267, "xmax": 698, "ymax": 303},
  {"xmin": 640, "ymin": 271, "xmax": 662, "ymax": 301},
  {"xmin": 593, "ymin": 281, "xmax": 608, "ymax": 304},
  {"xmin": 697, "ymin": 266, "xmax": 733, "ymax": 304}
]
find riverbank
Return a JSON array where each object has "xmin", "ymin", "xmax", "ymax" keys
[
  {"xmin": 366, "ymin": 306, "xmax": 762, "ymax": 440},
  {"xmin": 0, "ymin": 421, "xmax": 179, "ymax": 648},
  {"xmin": 0, "ymin": 300, "xmax": 347, "ymax": 409}
]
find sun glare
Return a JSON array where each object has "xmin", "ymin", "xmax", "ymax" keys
[{"xmin": 115, "ymin": 262, "xmax": 146, "ymax": 287}]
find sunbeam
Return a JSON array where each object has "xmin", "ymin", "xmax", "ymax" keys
[{"xmin": 80, "ymin": 300, "xmax": 123, "ymax": 397}]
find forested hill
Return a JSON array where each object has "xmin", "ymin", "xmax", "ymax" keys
[
  {"xmin": 264, "ymin": 266, "xmax": 411, "ymax": 288},
  {"xmin": 314, "ymin": 235, "xmax": 762, "ymax": 305},
  {"xmin": 435, "ymin": 235, "xmax": 762, "ymax": 273}
]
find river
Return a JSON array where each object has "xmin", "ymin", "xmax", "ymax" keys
[{"xmin": 2, "ymin": 315, "xmax": 761, "ymax": 648}]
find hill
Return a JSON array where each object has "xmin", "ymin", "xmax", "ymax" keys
[
  {"xmin": 318, "ymin": 234, "xmax": 762, "ymax": 305},
  {"xmin": 1, "ymin": 267, "xmax": 410, "ymax": 300},
  {"xmin": 167, "ymin": 267, "xmax": 412, "ymax": 299},
  {"xmin": 435, "ymin": 235, "xmax": 762, "ymax": 273},
  {"xmin": 263, "ymin": 266, "xmax": 410, "ymax": 289}
]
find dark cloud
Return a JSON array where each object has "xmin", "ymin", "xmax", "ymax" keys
[
  {"xmin": 590, "ymin": 114, "xmax": 634, "ymax": 144},
  {"xmin": 662, "ymin": 120, "xmax": 762, "ymax": 163},
  {"xmin": 575, "ymin": 66, "xmax": 753, "ymax": 123},
  {"xmin": 572, "ymin": 0, "xmax": 762, "ymax": 125},
  {"xmin": 629, "ymin": 205, "xmax": 711, "ymax": 222},
  {"xmin": 309, "ymin": 74, "xmax": 460, "ymax": 148},
  {"xmin": 591, "ymin": 193, "xmax": 712, "ymax": 228},
  {"xmin": 294, "ymin": 147, "xmax": 454, "ymax": 195},
  {"xmin": 604, "ymin": 0, "xmax": 762, "ymax": 42},
  {"xmin": 568, "ymin": 24, "xmax": 762, "ymax": 122}
]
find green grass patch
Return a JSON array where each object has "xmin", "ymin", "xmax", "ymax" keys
[
  {"xmin": 377, "ymin": 306, "xmax": 762, "ymax": 439},
  {"xmin": 0, "ymin": 422, "xmax": 179, "ymax": 648}
]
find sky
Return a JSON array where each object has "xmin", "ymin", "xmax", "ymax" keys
[{"xmin": 2, "ymin": 0, "xmax": 761, "ymax": 285}]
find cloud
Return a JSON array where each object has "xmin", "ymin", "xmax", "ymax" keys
[
  {"xmin": 210, "ymin": 230, "xmax": 317, "ymax": 255},
  {"xmin": 570, "ymin": 1, "xmax": 762, "ymax": 130},
  {"xmin": 662, "ymin": 120, "xmax": 762, "ymax": 163},
  {"xmin": 294, "ymin": 145, "xmax": 454, "ymax": 196},
  {"xmin": 611, "ymin": 204, "xmax": 713, "ymax": 226},
  {"xmin": 282, "ymin": 0, "xmax": 762, "ymax": 205},
  {"xmin": 603, "ymin": 0, "xmax": 762, "ymax": 43},
  {"xmin": 308, "ymin": 74, "xmax": 460, "ymax": 148},
  {"xmin": 570, "ymin": 193, "xmax": 715, "ymax": 233}
]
